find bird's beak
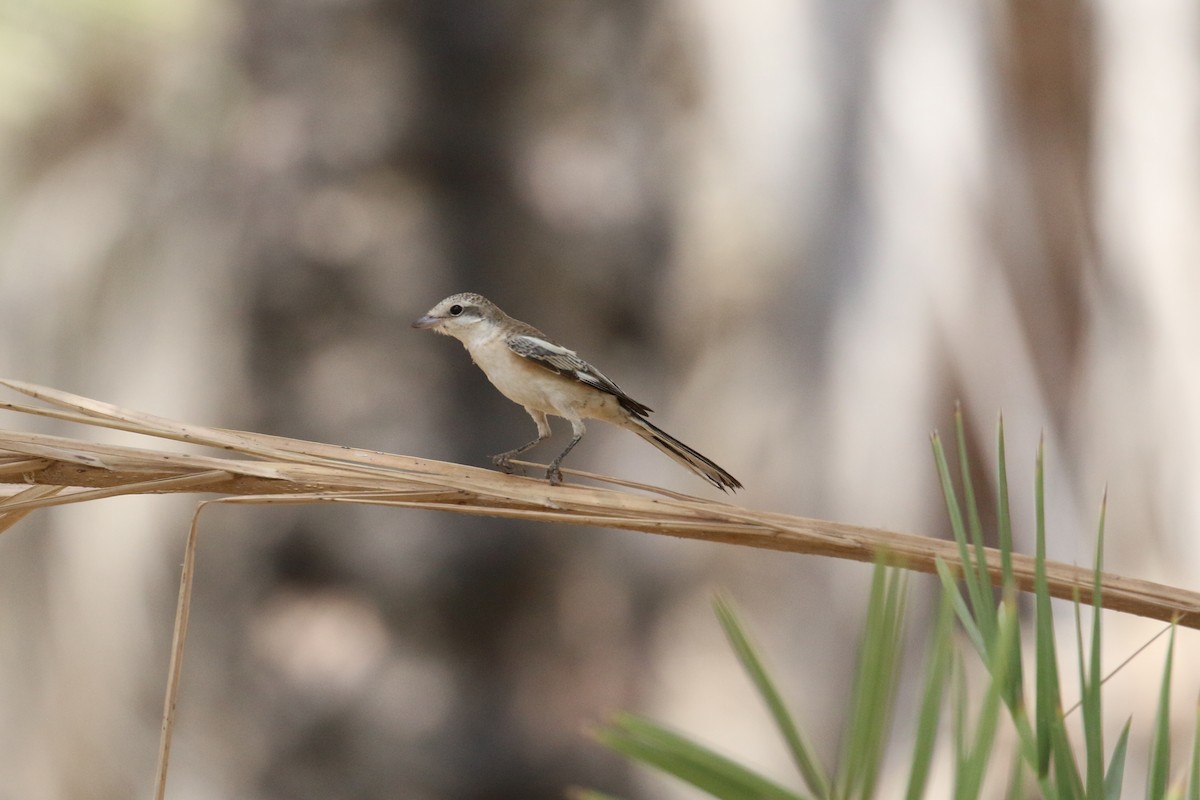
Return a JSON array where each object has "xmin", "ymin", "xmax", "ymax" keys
[{"xmin": 412, "ymin": 314, "xmax": 440, "ymax": 329}]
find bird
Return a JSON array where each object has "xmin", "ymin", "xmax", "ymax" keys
[{"xmin": 413, "ymin": 292, "xmax": 742, "ymax": 491}]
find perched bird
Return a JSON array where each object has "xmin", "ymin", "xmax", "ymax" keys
[{"xmin": 413, "ymin": 293, "xmax": 742, "ymax": 491}]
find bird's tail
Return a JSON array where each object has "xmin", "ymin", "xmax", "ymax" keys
[{"xmin": 624, "ymin": 415, "xmax": 742, "ymax": 492}]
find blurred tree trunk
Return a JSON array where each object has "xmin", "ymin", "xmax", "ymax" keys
[{"xmin": 992, "ymin": 0, "xmax": 1094, "ymax": 419}]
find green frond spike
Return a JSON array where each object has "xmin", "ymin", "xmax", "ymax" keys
[
  {"xmin": 932, "ymin": 430, "xmax": 992, "ymax": 653},
  {"xmin": 1186, "ymin": 702, "xmax": 1200, "ymax": 800},
  {"xmin": 905, "ymin": 593, "xmax": 955, "ymax": 800},
  {"xmin": 713, "ymin": 594, "xmax": 830, "ymax": 798},
  {"xmin": 1005, "ymin": 747, "xmax": 1026, "ymax": 800},
  {"xmin": 1147, "ymin": 627, "xmax": 1177, "ymax": 799},
  {"xmin": 1050, "ymin": 712, "xmax": 1084, "ymax": 799},
  {"xmin": 1032, "ymin": 435, "xmax": 1061, "ymax": 779},
  {"xmin": 591, "ymin": 712, "xmax": 806, "ymax": 800},
  {"xmin": 995, "ymin": 414, "xmax": 1023, "ymax": 708},
  {"xmin": 1105, "ymin": 718, "xmax": 1132, "ymax": 800},
  {"xmin": 951, "ymin": 656, "xmax": 968, "ymax": 776},
  {"xmin": 935, "ymin": 557, "xmax": 987, "ymax": 659},
  {"xmin": 955, "ymin": 406, "xmax": 996, "ymax": 639},
  {"xmin": 1081, "ymin": 492, "xmax": 1108, "ymax": 797},
  {"xmin": 996, "ymin": 414, "xmax": 1015, "ymax": 588},
  {"xmin": 836, "ymin": 563, "xmax": 907, "ymax": 800},
  {"xmin": 957, "ymin": 602, "xmax": 1018, "ymax": 798}
]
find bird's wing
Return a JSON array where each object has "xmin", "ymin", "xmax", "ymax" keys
[{"xmin": 507, "ymin": 334, "xmax": 652, "ymax": 416}]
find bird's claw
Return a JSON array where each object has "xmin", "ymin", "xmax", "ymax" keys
[
  {"xmin": 545, "ymin": 466, "xmax": 563, "ymax": 486},
  {"xmin": 491, "ymin": 453, "xmax": 517, "ymax": 473}
]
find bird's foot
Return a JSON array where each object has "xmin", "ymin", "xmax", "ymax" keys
[
  {"xmin": 491, "ymin": 452, "xmax": 518, "ymax": 474},
  {"xmin": 545, "ymin": 465, "xmax": 564, "ymax": 486}
]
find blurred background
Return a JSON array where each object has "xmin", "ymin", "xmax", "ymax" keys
[{"xmin": 0, "ymin": 0, "xmax": 1198, "ymax": 797}]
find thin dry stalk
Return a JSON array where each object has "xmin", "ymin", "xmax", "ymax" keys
[
  {"xmin": 0, "ymin": 379, "xmax": 1197, "ymax": 797},
  {"xmin": 154, "ymin": 500, "xmax": 203, "ymax": 800}
]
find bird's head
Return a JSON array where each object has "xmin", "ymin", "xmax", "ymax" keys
[{"xmin": 412, "ymin": 293, "xmax": 496, "ymax": 340}]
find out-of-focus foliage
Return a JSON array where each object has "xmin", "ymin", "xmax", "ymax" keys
[{"xmin": 594, "ymin": 418, "xmax": 1195, "ymax": 799}]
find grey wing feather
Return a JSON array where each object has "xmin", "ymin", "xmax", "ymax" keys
[{"xmin": 507, "ymin": 334, "xmax": 653, "ymax": 416}]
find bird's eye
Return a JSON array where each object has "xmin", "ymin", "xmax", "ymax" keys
[{"xmin": 448, "ymin": 304, "xmax": 463, "ymax": 316}]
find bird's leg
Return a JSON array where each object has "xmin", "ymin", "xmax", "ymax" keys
[
  {"xmin": 491, "ymin": 436, "xmax": 545, "ymax": 472},
  {"xmin": 546, "ymin": 419, "xmax": 585, "ymax": 486},
  {"xmin": 491, "ymin": 409, "xmax": 551, "ymax": 473}
]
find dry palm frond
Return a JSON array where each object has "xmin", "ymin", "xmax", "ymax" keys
[
  {"xmin": 0, "ymin": 378, "xmax": 1197, "ymax": 798},
  {"xmin": 0, "ymin": 378, "xmax": 1195, "ymax": 627}
]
